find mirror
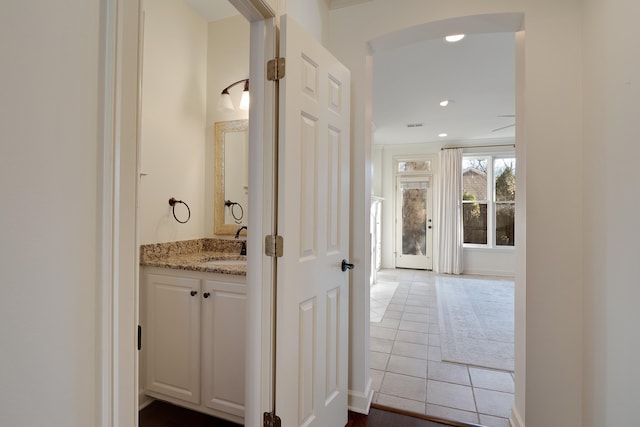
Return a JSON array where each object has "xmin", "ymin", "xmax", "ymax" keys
[{"xmin": 214, "ymin": 119, "xmax": 248, "ymax": 235}]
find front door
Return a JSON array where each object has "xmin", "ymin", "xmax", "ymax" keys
[
  {"xmin": 395, "ymin": 175, "xmax": 433, "ymax": 270},
  {"xmin": 275, "ymin": 15, "xmax": 351, "ymax": 427}
]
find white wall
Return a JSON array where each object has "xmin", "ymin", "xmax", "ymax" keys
[
  {"xmin": 463, "ymin": 248, "xmax": 514, "ymax": 277},
  {"xmin": 0, "ymin": 1, "xmax": 101, "ymax": 425},
  {"xmin": 520, "ymin": 2, "xmax": 583, "ymax": 425},
  {"xmin": 139, "ymin": 8, "xmax": 250, "ymax": 243},
  {"xmin": 204, "ymin": 15, "xmax": 250, "ymax": 238},
  {"xmin": 582, "ymin": 0, "xmax": 640, "ymax": 425},
  {"xmin": 139, "ymin": 0, "xmax": 208, "ymax": 244},
  {"xmin": 285, "ymin": 0, "xmax": 330, "ymax": 46},
  {"xmin": 329, "ymin": 1, "xmax": 584, "ymax": 426}
]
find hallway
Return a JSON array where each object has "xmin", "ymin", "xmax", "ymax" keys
[{"xmin": 370, "ymin": 269, "xmax": 514, "ymax": 427}]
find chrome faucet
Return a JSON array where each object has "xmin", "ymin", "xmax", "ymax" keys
[{"xmin": 235, "ymin": 226, "xmax": 247, "ymax": 255}]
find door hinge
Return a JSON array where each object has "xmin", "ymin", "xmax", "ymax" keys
[
  {"xmin": 267, "ymin": 57, "xmax": 285, "ymax": 81},
  {"xmin": 137, "ymin": 325, "xmax": 142, "ymax": 351},
  {"xmin": 263, "ymin": 411, "xmax": 282, "ymax": 427},
  {"xmin": 265, "ymin": 234, "xmax": 283, "ymax": 257}
]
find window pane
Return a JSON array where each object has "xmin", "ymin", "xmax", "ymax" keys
[
  {"xmin": 495, "ymin": 158, "xmax": 516, "ymax": 202},
  {"xmin": 496, "ymin": 203, "xmax": 515, "ymax": 246},
  {"xmin": 400, "ymin": 182, "xmax": 428, "ymax": 255},
  {"xmin": 463, "ymin": 158, "xmax": 488, "ymax": 201},
  {"xmin": 463, "ymin": 202, "xmax": 487, "ymax": 244},
  {"xmin": 397, "ymin": 160, "xmax": 431, "ymax": 173}
]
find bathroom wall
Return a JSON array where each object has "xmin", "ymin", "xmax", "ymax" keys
[
  {"xmin": 139, "ymin": 0, "xmax": 208, "ymax": 244},
  {"xmin": 139, "ymin": 3, "xmax": 249, "ymax": 244},
  {"xmin": 204, "ymin": 15, "xmax": 250, "ymax": 238}
]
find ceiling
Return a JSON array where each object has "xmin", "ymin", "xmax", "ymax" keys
[
  {"xmin": 183, "ymin": 1, "xmax": 516, "ymax": 147},
  {"xmin": 372, "ymin": 32, "xmax": 515, "ymax": 146}
]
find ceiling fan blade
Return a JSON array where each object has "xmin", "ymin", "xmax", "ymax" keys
[{"xmin": 492, "ymin": 123, "xmax": 516, "ymax": 132}]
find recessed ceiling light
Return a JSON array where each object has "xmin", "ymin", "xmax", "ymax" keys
[
  {"xmin": 439, "ymin": 133, "xmax": 448, "ymax": 137},
  {"xmin": 445, "ymin": 34, "xmax": 465, "ymax": 43},
  {"xmin": 440, "ymin": 100, "xmax": 450, "ymax": 107}
]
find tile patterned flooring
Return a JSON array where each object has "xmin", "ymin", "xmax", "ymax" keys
[{"xmin": 370, "ymin": 269, "xmax": 515, "ymax": 427}]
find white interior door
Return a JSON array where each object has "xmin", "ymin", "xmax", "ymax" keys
[
  {"xmin": 395, "ymin": 175, "xmax": 433, "ymax": 270},
  {"xmin": 275, "ymin": 15, "xmax": 351, "ymax": 427}
]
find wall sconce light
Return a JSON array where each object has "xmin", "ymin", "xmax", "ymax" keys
[{"xmin": 218, "ymin": 78, "xmax": 250, "ymax": 111}]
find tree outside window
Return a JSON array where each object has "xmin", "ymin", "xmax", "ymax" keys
[
  {"xmin": 494, "ymin": 158, "xmax": 515, "ymax": 246},
  {"xmin": 462, "ymin": 156, "xmax": 515, "ymax": 247}
]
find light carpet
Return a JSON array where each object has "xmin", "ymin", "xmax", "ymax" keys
[{"xmin": 436, "ymin": 276, "xmax": 514, "ymax": 371}]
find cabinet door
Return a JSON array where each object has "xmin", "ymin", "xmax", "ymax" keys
[
  {"xmin": 145, "ymin": 273, "xmax": 201, "ymax": 404},
  {"xmin": 201, "ymin": 279, "xmax": 247, "ymax": 417}
]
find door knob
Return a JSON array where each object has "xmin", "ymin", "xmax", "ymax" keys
[
  {"xmin": 341, "ymin": 259, "xmax": 354, "ymax": 272},
  {"xmin": 190, "ymin": 290, "xmax": 197, "ymax": 296},
  {"xmin": 203, "ymin": 292, "xmax": 210, "ymax": 299}
]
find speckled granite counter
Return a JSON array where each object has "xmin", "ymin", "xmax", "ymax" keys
[{"xmin": 140, "ymin": 238, "xmax": 246, "ymax": 276}]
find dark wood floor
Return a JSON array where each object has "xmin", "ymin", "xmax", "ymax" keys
[
  {"xmin": 140, "ymin": 401, "xmax": 241, "ymax": 427},
  {"xmin": 140, "ymin": 400, "xmax": 477, "ymax": 427}
]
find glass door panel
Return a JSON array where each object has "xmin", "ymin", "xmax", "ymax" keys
[{"xmin": 396, "ymin": 176, "xmax": 432, "ymax": 270}]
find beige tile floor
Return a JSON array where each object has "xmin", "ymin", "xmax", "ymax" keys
[{"xmin": 370, "ymin": 268, "xmax": 515, "ymax": 427}]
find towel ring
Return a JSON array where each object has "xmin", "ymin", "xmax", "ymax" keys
[
  {"xmin": 224, "ymin": 200, "xmax": 245, "ymax": 224},
  {"xmin": 169, "ymin": 197, "xmax": 191, "ymax": 224}
]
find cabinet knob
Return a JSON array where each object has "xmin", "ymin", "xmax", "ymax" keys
[
  {"xmin": 203, "ymin": 292, "xmax": 210, "ymax": 299},
  {"xmin": 190, "ymin": 290, "xmax": 197, "ymax": 296}
]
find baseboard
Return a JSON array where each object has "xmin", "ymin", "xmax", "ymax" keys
[
  {"xmin": 139, "ymin": 391, "xmax": 154, "ymax": 411},
  {"xmin": 510, "ymin": 405, "xmax": 525, "ymax": 427},
  {"xmin": 348, "ymin": 377, "xmax": 374, "ymax": 414},
  {"xmin": 462, "ymin": 268, "xmax": 515, "ymax": 277}
]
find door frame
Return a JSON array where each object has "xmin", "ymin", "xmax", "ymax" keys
[{"xmin": 99, "ymin": 1, "xmax": 277, "ymax": 425}]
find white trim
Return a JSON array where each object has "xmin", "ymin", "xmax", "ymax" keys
[
  {"xmin": 246, "ymin": 15, "xmax": 277, "ymax": 427},
  {"xmin": 347, "ymin": 377, "xmax": 374, "ymax": 414},
  {"xmin": 510, "ymin": 405, "xmax": 525, "ymax": 427},
  {"xmin": 463, "ymin": 245, "xmax": 515, "ymax": 252},
  {"xmin": 97, "ymin": 1, "xmax": 117, "ymax": 425},
  {"xmin": 462, "ymin": 268, "xmax": 514, "ymax": 277},
  {"xmin": 102, "ymin": 1, "xmax": 142, "ymax": 425},
  {"xmin": 229, "ymin": 0, "xmax": 275, "ymax": 21},
  {"xmin": 138, "ymin": 394, "xmax": 154, "ymax": 411},
  {"xmin": 329, "ymin": 0, "xmax": 372, "ymax": 10}
]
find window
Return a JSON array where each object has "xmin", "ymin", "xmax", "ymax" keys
[
  {"xmin": 397, "ymin": 160, "xmax": 431, "ymax": 173},
  {"xmin": 462, "ymin": 155, "xmax": 516, "ymax": 247}
]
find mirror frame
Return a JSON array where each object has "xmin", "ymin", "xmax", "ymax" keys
[{"xmin": 214, "ymin": 119, "xmax": 248, "ymax": 236}]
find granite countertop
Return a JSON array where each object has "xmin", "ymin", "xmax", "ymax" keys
[{"xmin": 140, "ymin": 238, "xmax": 247, "ymax": 276}]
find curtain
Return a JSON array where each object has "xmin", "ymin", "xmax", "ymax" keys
[{"xmin": 437, "ymin": 148, "xmax": 463, "ymax": 274}]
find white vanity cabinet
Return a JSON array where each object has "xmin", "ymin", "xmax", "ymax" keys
[
  {"xmin": 201, "ymin": 278, "xmax": 246, "ymax": 418},
  {"xmin": 144, "ymin": 273, "xmax": 202, "ymax": 404},
  {"xmin": 141, "ymin": 267, "xmax": 246, "ymax": 424}
]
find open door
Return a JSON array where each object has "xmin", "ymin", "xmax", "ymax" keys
[{"xmin": 274, "ymin": 15, "xmax": 351, "ymax": 427}]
